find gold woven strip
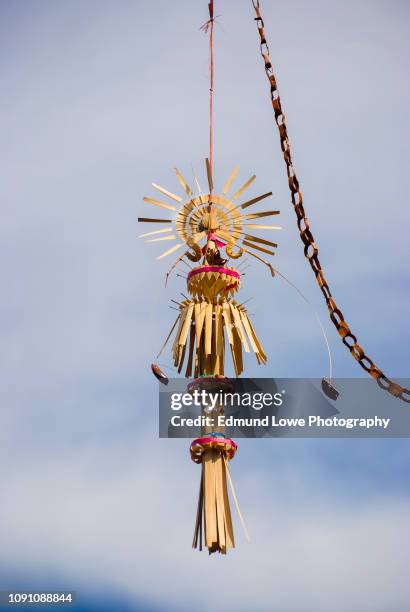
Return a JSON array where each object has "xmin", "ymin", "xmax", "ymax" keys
[
  {"xmin": 174, "ymin": 167, "xmax": 193, "ymax": 196},
  {"xmin": 230, "ymin": 304, "xmax": 249, "ymax": 353},
  {"xmin": 138, "ymin": 217, "xmax": 172, "ymax": 223},
  {"xmin": 222, "ymin": 165, "xmax": 240, "ymax": 194},
  {"xmin": 147, "ymin": 235, "xmax": 177, "ymax": 243},
  {"xmin": 222, "ymin": 303, "xmax": 234, "ymax": 345},
  {"xmin": 143, "ymin": 196, "xmax": 176, "ymax": 211},
  {"xmin": 239, "ymin": 311, "xmax": 259, "ymax": 354},
  {"xmin": 138, "ymin": 228, "xmax": 173, "ymax": 238},
  {"xmin": 204, "ymin": 303, "xmax": 213, "ymax": 355},
  {"xmin": 157, "ymin": 243, "xmax": 183, "ymax": 260},
  {"xmin": 245, "ymin": 210, "xmax": 280, "ymax": 220},
  {"xmin": 152, "ymin": 182, "xmax": 182, "ymax": 202},
  {"xmin": 243, "ymin": 233, "xmax": 278, "ymax": 248},
  {"xmin": 242, "ymin": 240, "xmax": 275, "ymax": 256},
  {"xmin": 232, "ymin": 175, "xmax": 256, "ymax": 200},
  {"xmin": 246, "ymin": 223, "xmax": 282, "ymax": 230},
  {"xmin": 215, "ymin": 305, "xmax": 224, "ymax": 355},
  {"xmin": 179, "ymin": 302, "xmax": 194, "ymax": 347},
  {"xmin": 205, "ymin": 158, "xmax": 213, "ymax": 192},
  {"xmin": 240, "ymin": 191, "xmax": 272, "ymax": 209}
]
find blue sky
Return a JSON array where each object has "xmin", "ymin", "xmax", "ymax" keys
[{"xmin": 0, "ymin": 1, "xmax": 409, "ymax": 610}]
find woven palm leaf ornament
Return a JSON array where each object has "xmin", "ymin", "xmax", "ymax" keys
[{"xmin": 138, "ymin": 1, "xmax": 410, "ymax": 554}]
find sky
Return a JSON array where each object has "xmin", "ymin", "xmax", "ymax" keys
[{"xmin": 0, "ymin": 0, "xmax": 409, "ymax": 610}]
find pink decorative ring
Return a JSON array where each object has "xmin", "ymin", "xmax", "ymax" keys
[
  {"xmin": 189, "ymin": 436, "xmax": 238, "ymax": 464},
  {"xmin": 187, "ymin": 266, "xmax": 240, "ymax": 281}
]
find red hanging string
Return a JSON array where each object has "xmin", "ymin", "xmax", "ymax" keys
[
  {"xmin": 201, "ymin": 1, "xmax": 215, "ymax": 198},
  {"xmin": 209, "ymin": 0, "xmax": 214, "ymax": 187}
]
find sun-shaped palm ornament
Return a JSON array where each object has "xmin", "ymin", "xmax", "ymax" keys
[
  {"xmin": 138, "ymin": 159, "xmax": 281, "ymax": 265},
  {"xmin": 138, "ymin": 159, "xmax": 281, "ymax": 379}
]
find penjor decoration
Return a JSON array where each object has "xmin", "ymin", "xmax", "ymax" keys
[
  {"xmin": 140, "ymin": 157, "xmax": 277, "ymax": 554},
  {"xmin": 138, "ymin": 0, "xmax": 409, "ymax": 555}
]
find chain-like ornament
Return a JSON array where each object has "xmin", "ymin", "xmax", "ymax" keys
[{"xmin": 252, "ymin": 0, "xmax": 409, "ymax": 403}]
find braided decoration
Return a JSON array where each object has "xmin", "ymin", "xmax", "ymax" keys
[{"xmin": 251, "ymin": 0, "xmax": 409, "ymax": 403}]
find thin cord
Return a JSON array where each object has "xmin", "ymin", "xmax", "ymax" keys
[
  {"xmin": 274, "ymin": 267, "xmax": 333, "ymax": 380},
  {"xmin": 201, "ymin": 1, "xmax": 215, "ymax": 199},
  {"xmin": 209, "ymin": 1, "xmax": 214, "ymax": 190},
  {"xmin": 224, "ymin": 456, "xmax": 251, "ymax": 542}
]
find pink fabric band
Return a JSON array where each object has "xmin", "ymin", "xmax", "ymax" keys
[
  {"xmin": 191, "ymin": 436, "xmax": 237, "ymax": 450},
  {"xmin": 188, "ymin": 266, "xmax": 240, "ymax": 281}
]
